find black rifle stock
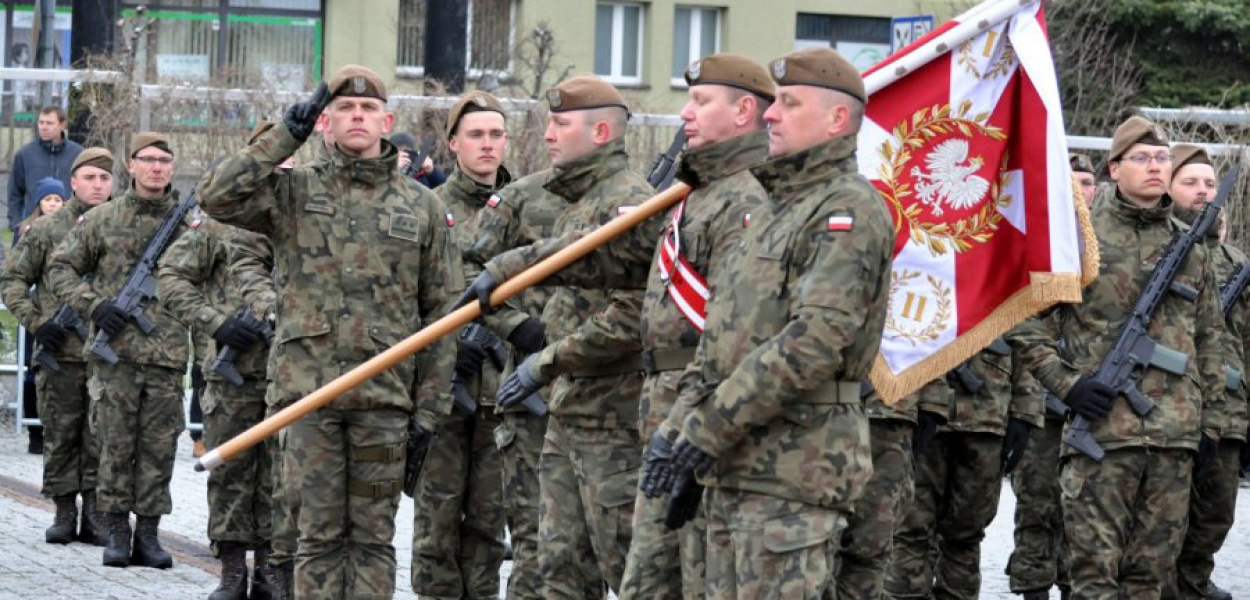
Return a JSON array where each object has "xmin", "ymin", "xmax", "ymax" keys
[
  {"xmin": 209, "ymin": 308, "xmax": 274, "ymax": 386},
  {"xmin": 402, "ymin": 138, "xmax": 437, "ymax": 179},
  {"xmin": 1064, "ymin": 166, "xmax": 1240, "ymax": 460},
  {"xmin": 646, "ymin": 129, "xmax": 687, "ymax": 190},
  {"xmin": 32, "ymin": 303, "xmax": 89, "ymax": 372},
  {"xmin": 947, "ymin": 363, "xmax": 983, "ymax": 395},
  {"xmin": 1220, "ymin": 263, "xmax": 1250, "ymax": 322},
  {"xmin": 462, "ymin": 322, "xmax": 548, "ymax": 416},
  {"xmin": 89, "ymin": 193, "xmax": 197, "ymax": 365}
]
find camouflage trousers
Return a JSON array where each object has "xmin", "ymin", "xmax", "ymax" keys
[
  {"xmin": 203, "ymin": 377, "xmax": 273, "ymax": 550},
  {"xmin": 1167, "ymin": 441, "xmax": 1240, "ymax": 600},
  {"xmin": 538, "ymin": 417, "xmax": 640, "ymax": 599},
  {"xmin": 1007, "ymin": 418, "xmax": 1069, "ymax": 594},
  {"xmin": 829, "ymin": 419, "xmax": 915, "ymax": 600},
  {"xmin": 88, "ymin": 362, "xmax": 183, "ymax": 516},
  {"xmin": 496, "ymin": 410, "xmax": 548, "ymax": 600},
  {"xmin": 705, "ymin": 486, "xmax": 847, "ymax": 600},
  {"xmin": 268, "ymin": 397, "xmax": 301, "ymax": 567},
  {"xmin": 287, "ymin": 408, "xmax": 407, "ymax": 600},
  {"xmin": 1061, "ymin": 448, "xmax": 1192, "ymax": 600},
  {"xmin": 886, "ymin": 432, "xmax": 1003, "ymax": 600},
  {"xmin": 35, "ymin": 362, "xmax": 98, "ymax": 497},
  {"xmin": 411, "ymin": 406, "xmax": 506, "ymax": 599}
]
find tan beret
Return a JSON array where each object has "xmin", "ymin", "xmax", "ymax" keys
[
  {"xmin": 1171, "ymin": 143, "xmax": 1212, "ymax": 172},
  {"xmin": 130, "ymin": 132, "xmax": 172, "ymax": 158},
  {"xmin": 1069, "ymin": 153, "xmax": 1094, "ymax": 174},
  {"xmin": 768, "ymin": 46, "xmax": 866, "ymax": 103},
  {"xmin": 1109, "ymin": 116, "xmax": 1167, "ymax": 161},
  {"xmin": 328, "ymin": 64, "xmax": 387, "ymax": 101},
  {"xmin": 447, "ymin": 91, "xmax": 506, "ymax": 139},
  {"xmin": 248, "ymin": 121, "xmax": 277, "ymax": 146},
  {"xmin": 685, "ymin": 52, "xmax": 775, "ymax": 101},
  {"xmin": 72, "ymin": 147, "xmax": 114, "ymax": 174},
  {"xmin": 545, "ymin": 75, "xmax": 628, "ymax": 113}
]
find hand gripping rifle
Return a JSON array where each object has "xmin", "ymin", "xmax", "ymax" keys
[
  {"xmin": 456, "ymin": 322, "xmax": 548, "ymax": 417},
  {"xmin": 646, "ymin": 129, "xmax": 687, "ymax": 190},
  {"xmin": 209, "ymin": 308, "xmax": 275, "ymax": 386},
  {"xmin": 402, "ymin": 138, "xmax": 437, "ymax": 179},
  {"xmin": 1064, "ymin": 165, "xmax": 1240, "ymax": 460},
  {"xmin": 89, "ymin": 192, "xmax": 197, "ymax": 364},
  {"xmin": 32, "ymin": 303, "xmax": 89, "ymax": 372}
]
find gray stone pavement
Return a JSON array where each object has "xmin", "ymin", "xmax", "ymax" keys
[{"xmin": 4, "ymin": 402, "xmax": 1250, "ymax": 598}]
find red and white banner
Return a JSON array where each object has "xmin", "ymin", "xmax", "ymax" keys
[{"xmin": 859, "ymin": 0, "xmax": 1098, "ymax": 401}]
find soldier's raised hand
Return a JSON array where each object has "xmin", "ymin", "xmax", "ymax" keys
[{"xmin": 284, "ymin": 82, "xmax": 331, "ymax": 142}]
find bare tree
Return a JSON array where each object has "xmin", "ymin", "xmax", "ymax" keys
[{"xmin": 1047, "ymin": 0, "xmax": 1144, "ymax": 137}]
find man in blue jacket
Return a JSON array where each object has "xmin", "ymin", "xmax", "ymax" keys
[{"xmin": 8, "ymin": 106, "xmax": 82, "ymax": 232}]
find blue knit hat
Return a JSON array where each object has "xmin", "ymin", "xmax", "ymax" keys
[{"xmin": 34, "ymin": 177, "xmax": 67, "ymax": 202}]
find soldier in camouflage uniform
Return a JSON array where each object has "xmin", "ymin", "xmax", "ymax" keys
[
  {"xmin": 410, "ymin": 90, "xmax": 525, "ymax": 600},
  {"xmin": 458, "ymin": 75, "xmax": 652, "ymax": 598},
  {"xmin": 886, "ymin": 343, "xmax": 1042, "ymax": 599},
  {"xmin": 0, "ymin": 147, "xmax": 114, "ymax": 547},
  {"xmin": 197, "ymin": 65, "xmax": 459, "ymax": 600},
  {"xmin": 47, "ymin": 133, "xmax": 191, "ymax": 569},
  {"xmin": 1009, "ymin": 117, "xmax": 1227, "ymax": 599},
  {"xmin": 1165, "ymin": 144, "xmax": 1244, "ymax": 600},
  {"xmin": 665, "ymin": 47, "xmax": 894, "ymax": 599},
  {"xmin": 159, "ymin": 208, "xmax": 278, "ymax": 600},
  {"xmin": 831, "ymin": 380, "xmax": 950, "ymax": 599}
]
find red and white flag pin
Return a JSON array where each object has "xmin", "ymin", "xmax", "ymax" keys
[
  {"xmin": 487, "ymin": 195, "xmax": 502, "ymax": 208},
  {"xmin": 743, "ymin": 213, "xmax": 751, "ymax": 228},
  {"xmin": 445, "ymin": 212, "xmax": 455, "ymax": 227},
  {"xmin": 827, "ymin": 215, "xmax": 854, "ymax": 231}
]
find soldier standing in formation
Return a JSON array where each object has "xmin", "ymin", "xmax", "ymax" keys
[
  {"xmin": 0, "ymin": 147, "xmax": 115, "ymax": 547},
  {"xmin": 47, "ymin": 133, "xmax": 190, "ymax": 569},
  {"xmin": 1010, "ymin": 116, "xmax": 1227, "ymax": 598},
  {"xmin": 197, "ymin": 64, "xmax": 460, "ymax": 599}
]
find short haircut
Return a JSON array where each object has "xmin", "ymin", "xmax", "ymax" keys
[
  {"xmin": 40, "ymin": 106, "xmax": 67, "ymax": 123},
  {"xmin": 585, "ymin": 106, "xmax": 629, "ymax": 138},
  {"xmin": 819, "ymin": 88, "xmax": 864, "ymax": 132},
  {"xmin": 725, "ymin": 87, "xmax": 772, "ymax": 129}
]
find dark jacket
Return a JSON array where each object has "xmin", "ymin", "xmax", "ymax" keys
[{"xmin": 7, "ymin": 132, "xmax": 82, "ymax": 231}]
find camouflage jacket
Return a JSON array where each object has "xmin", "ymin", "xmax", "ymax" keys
[
  {"xmin": 1011, "ymin": 189, "xmax": 1226, "ymax": 454},
  {"xmin": 1213, "ymin": 239, "xmax": 1249, "ymax": 441},
  {"xmin": 158, "ymin": 216, "xmax": 274, "ymax": 381},
  {"xmin": 45, "ymin": 188, "xmax": 190, "ymax": 369},
  {"xmin": 0, "ymin": 195, "xmax": 97, "ymax": 364},
  {"xmin": 195, "ymin": 124, "xmax": 460, "ymax": 426},
  {"xmin": 942, "ymin": 342, "xmax": 1044, "ymax": 434},
  {"xmin": 863, "ymin": 378, "xmax": 951, "ymax": 425},
  {"xmin": 676, "ymin": 135, "xmax": 895, "ymax": 509}
]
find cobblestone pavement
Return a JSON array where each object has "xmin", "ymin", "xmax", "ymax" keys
[{"xmin": 3, "ymin": 406, "xmax": 1250, "ymax": 598}]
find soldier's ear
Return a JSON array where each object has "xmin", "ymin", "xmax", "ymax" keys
[{"xmin": 382, "ymin": 112, "xmax": 395, "ymax": 135}]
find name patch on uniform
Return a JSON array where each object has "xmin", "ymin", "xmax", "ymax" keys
[
  {"xmin": 827, "ymin": 215, "xmax": 854, "ymax": 232},
  {"xmin": 388, "ymin": 214, "xmax": 421, "ymax": 242},
  {"xmin": 304, "ymin": 203, "xmax": 335, "ymax": 216},
  {"xmin": 617, "ymin": 205, "xmax": 637, "ymax": 216},
  {"xmin": 487, "ymin": 195, "xmax": 502, "ymax": 208}
]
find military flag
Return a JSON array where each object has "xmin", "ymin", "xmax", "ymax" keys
[{"xmin": 859, "ymin": 0, "xmax": 1098, "ymax": 401}]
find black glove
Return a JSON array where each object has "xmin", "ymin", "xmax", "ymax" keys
[
  {"xmin": 664, "ymin": 471, "xmax": 704, "ymax": 530},
  {"xmin": 90, "ymin": 300, "xmax": 128, "ymax": 337},
  {"xmin": 33, "ymin": 321, "xmax": 69, "ymax": 350},
  {"xmin": 283, "ymin": 82, "xmax": 331, "ymax": 142},
  {"xmin": 453, "ymin": 271, "xmax": 499, "ymax": 316},
  {"xmin": 1194, "ymin": 434, "xmax": 1217, "ymax": 482},
  {"xmin": 640, "ymin": 431, "xmax": 675, "ymax": 499},
  {"xmin": 402, "ymin": 421, "xmax": 434, "ymax": 497},
  {"xmin": 496, "ymin": 354, "xmax": 546, "ymax": 409},
  {"xmin": 1000, "ymin": 417, "xmax": 1033, "ymax": 474},
  {"xmin": 507, "ymin": 317, "xmax": 546, "ymax": 355},
  {"xmin": 912, "ymin": 410, "xmax": 945, "ymax": 457},
  {"xmin": 455, "ymin": 337, "xmax": 489, "ymax": 378},
  {"xmin": 1063, "ymin": 377, "xmax": 1116, "ymax": 422},
  {"xmin": 671, "ymin": 439, "xmax": 715, "ymax": 478},
  {"xmin": 213, "ymin": 316, "xmax": 263, "ymax": 352}
]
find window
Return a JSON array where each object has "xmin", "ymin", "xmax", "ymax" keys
[
  {"xmin": 396, "ymin": 0, "xmax": 517, "ymax": 77},
  {"xmin": 671, "ymin": 6, "xmax": 721, "ymax": 86},
  {"xmin": 594, "ymin": 2, "xmax": 643, "ymax": 85},
  {"xmin": 795, "ymin": 13, "xmax": 890, "ymax": 72}
]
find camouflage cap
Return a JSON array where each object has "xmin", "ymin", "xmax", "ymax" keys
[
  {"xmin": 247, "ymin": 121, "xmax": 277, "ymax": 146},
  {"xmin": 447, "ymin": 90, "xmax": 506, "ymax": 139},
  {"xmin": 544, "ymin": 75, "xmax": 628, "ymax": 113},
  {"xmin": 685, "ymin": 52, "xmax": 775, "ymax": 101},
  {"xmin": 327, "ymin": 64, "xmax": 387, "ymax": 101},
  {"xmin": 768, "ymin": 46, "xmax": 866, "ymax": 103},
  {"xmin": 130, "ymin": 132, "xmax": 173, "ymax": 157},
  {"xmin": 1109, "ymin": 116, "xmax": 1167, "ymax": 161},
  {"xmin": 1069, "ymin": 152, "xmax": 1095, "ymax": 174},
  {"xmin": 1171, "ymin": 143, "xmax": 1212, "ymax": 172},
  {"xmin": 72, "ymin": 147, "xmax": 115, "ymax": 174}
]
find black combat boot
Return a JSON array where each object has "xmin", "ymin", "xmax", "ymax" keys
[
  {"xmin": 248, "ymin": 546, "xmax": 277, "ymax": 600},
  {"xmin": 270, "ymin": 561, "xmax": 294, "ymax": 600},
  {"xmin": 46, "ymin": 494, "xmax": 78, "ymax": 544},
  {"xmin": 208, "ymin": 542, "xmax": 248, "ymax": 600},
  {"xmin": 130, "ymin": 515, "xmax": 173, "ymax": 569},
  {"xmin": 102, "ymin": 512, "xmax": 132, "ymax": 567},
  {"xmin": 1021, "ymin": 591, "xmax": 1048, "ymax": 600},
  {"xmin": 1206, "ymin": 581, "xmax": 1233, "ymax": 600},
  {"xmin": 78, "ymin": 490, "xmax": 107, "ymax": 545}
]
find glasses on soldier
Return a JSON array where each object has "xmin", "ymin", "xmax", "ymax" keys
[
  {"xmin": 1119, "ymin": 153, "xmax": 1172, "ymax": 166},
  {"xmin": 133, "ymin": 155, "xmax": 174, "ymax": 165}
]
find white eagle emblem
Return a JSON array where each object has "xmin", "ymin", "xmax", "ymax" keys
[{"xmin": 909, "ymin": 139, "xmax": 990, "ymax": 217}]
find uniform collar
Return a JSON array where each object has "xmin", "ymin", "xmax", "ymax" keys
[
  {"xmin": 124, "ymin": 187, "xmax": 178, "ymax": 215},
  {"xmin": 544, "ymin": 137, "xmax": 630, "ymax": 201},
  {"xmin": 676, "ymin": 131, "xmax": 770, "ymax": 188},
  {"xmin": 750, "ymin": 135, "xmax": 859, "ymax": 196},
  {"xmin": 330, "ymin": 139, "xmax": 401, "ymax": 185},
  {"xmin": 1108, "ymin": 188, "xmax": 1173, "ymax": 228},
  {"xmin": 447, "ymin": 164, "xmax": 513, "ymax": 206}
]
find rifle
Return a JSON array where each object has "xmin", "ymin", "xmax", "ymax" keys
[
  {"xmin": 462, "ymin": 322, "xmax": 548, "ymax": 417},
  {"xmin": 402, "ymin": 418, "xmax": 433, "ymax": 497},
  {"xmin": 402, "ymin": 138, "xmax": 437, "ymax": 179},
  {"xmin": 1220, "ymin": 263, "xmax": 1250, "ymax": 322},
  {"xmin": 208, "ymin": 308, "xmax": 274, "ymax": 386},
  {"xmin": 947, "ymin": 363, "xmax": 983, "ymax": 395},
  {"xmin": 646, "ymin": 129, "xmax": 687, "ymax": 190},
  {"xmin": 89, "ymin": 192, "xmax": 197, "ymax": 365},
  {"xmin": 32, "ymin": 303, "xmax": 89, "ymax": 372},
  {"xmin": 1064, "ymin": 166, "xmax": 1240, "ymax": 460},
  {"xmin": 1044, "ymin": 392, "xmax": 1069, "ymax": 417}
]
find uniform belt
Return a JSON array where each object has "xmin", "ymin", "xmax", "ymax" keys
[
  {"xmin": 570, "ymin": 354, "xmax": 644, "ymax": 379},
  {"xmin": 347, "ymin": 478, "xmax": 403, "ymax": 498},
  {"xmin": 796, "ymin": 380, "xmax": 862, "ymax": 405},
  {"xmin": 349, "ymin": 442, "xmax": 406, "ymax": 462},
  {"xmin": 642, "ymin": 347, "xmax": 697, "ymax": 375}
]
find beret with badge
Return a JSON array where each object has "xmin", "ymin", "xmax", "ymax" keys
[
  {"xmin": 685, "ymin": 52, "xmax": 775, "ymax": 101},
  {"xmin": 545, "ymin": 75, "xmax": 628, "ymax": 114},
  {"xmin": 447, "ymin": 90, "xmax": 507, "ymax": 139},
  {"xmin": 130, "ymin": 132, "xmax": 173, "ymax": 158},
  {"xmin": 1108, "ymin": 115, "xmax": 1168, "ymax": 162},
  {"xmin": 73, "ymin": 147, "xmax": 115, "ymax": 174},
  {"xmin": 327, "ymin": 64, "xmax": 388, "ymax": 101},
  {"xmin": 1069, "ymin": 153, "xmax": 1095, "ymax": 174},
  {"xmin": 768, "ymin": 46, "xmax": 866, "ymax": 103}
]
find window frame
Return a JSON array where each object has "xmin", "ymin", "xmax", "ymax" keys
[
  {"xmin": 670, "ymin": 5, "xmax": 722, "ymax": 88},
  {"xmin": 395, "ymin": 0, "xmax": 518, "ymax": 81},
  {"xmin": 594, "ymin": 1, "xmax": 645, "ymax": 86}
]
